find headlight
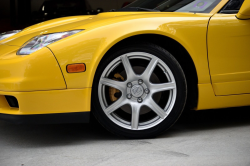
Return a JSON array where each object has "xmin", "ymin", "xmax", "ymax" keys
[
  {"xmin": 17, "ymin": 30, "xmax": 83, "ymax": 55},
  {"xmin": 0, "ymin": 30, "xmax": 22, "ymax": 41}
]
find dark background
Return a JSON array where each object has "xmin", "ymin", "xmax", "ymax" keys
[{"xmin": 0, "ymin": 0, "xmax": 133, "ymax": 33}]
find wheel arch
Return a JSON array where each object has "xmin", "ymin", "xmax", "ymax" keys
[{"xmin": 95, "ymin": 34, "xmax": 198, "ymax": 109}]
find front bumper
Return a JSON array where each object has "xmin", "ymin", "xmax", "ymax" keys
[
  {"xmin": 0, "ymin": 45, "xmax": 66, "ymax": 91},
  {"xmin": 0, "ymin": 88, "xmax": 91, "ymax": 123},
  {"xmin": 0, "ymin": 45, "xmax": 91, "ymax": 124}
]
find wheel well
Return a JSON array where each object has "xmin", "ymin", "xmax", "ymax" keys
[{"xmin": 104, "ymin": 34, "xmax": 198, "ymax": 109}]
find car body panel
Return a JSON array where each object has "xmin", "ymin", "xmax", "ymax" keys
[
  {"xmin": 208, "ymin": 14, "xmax": 250, "ymax": 95},
  {"xmin": 0, "ymin": 46, "xmax": 66, "ymax": 91},
  {"xmin": 0, "ymin": 88, "xmax": 91, "ymax": 115},
  {"xmin": 0, "ymin": 15, "xmax": 92, "ymax": 46},
  {"xmin": 0, "ymin": 44, "xmax": 20, "ymax": 60},
  {"xmin": 237, "ymin": 0, "xmax": 250, "ymax": 19},
  {"xmin": 197, "ymin": 84, "xmax": 250, "ymax": 110},
  {"xmin": 48, "ymin": 12, "xmax": 213, "ymax": 90}
]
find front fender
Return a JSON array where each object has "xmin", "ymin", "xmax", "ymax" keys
[{"xmin": 48, "ymin": 13, "xmax": 212, "ymax": 89}]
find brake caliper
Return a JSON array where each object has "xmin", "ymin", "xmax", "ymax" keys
[{"xmin": 109, "ymin": 73, "xmax": 124, "ymax": 102}]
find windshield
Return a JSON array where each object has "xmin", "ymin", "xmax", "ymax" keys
[{"xmin": 122, "ymin": 0, "xmax": 222, "ymax": 13}]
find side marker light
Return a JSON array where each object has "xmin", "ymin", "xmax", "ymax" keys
[{"xmin": 67, "ymin": 63, "xmax": 86, "ymax": 73}]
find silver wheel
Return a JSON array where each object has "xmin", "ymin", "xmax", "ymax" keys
[{"xmin": 98, "ymin": 52, "xmax": 177, "ymax": 130}]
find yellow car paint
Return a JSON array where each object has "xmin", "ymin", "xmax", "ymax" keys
[
  {"xmin": 0, "ymin": 0, "xmax": 250, "ymax": 118},
  {"xmin": 237, "ymin": 0, "xmax": 250, "ymax": 19},
  {"xmin": 0, "ymin": 46, "xmax": 66, "ymax": 92},
  {"xmin": 48, "ymin": 12, "xmax": 213, "ymax": 89},
  {"xmin": 0, "ymin": 88, "xmax": 91, "ymax": 115},
  {"xmin": 0, "ymin": 15, "xmax": 92, "ymax": 46},
  {"xmin": 208, "ymin": 14, "xmax": 250, "ymax": 95},
  {"xmin": 197, "ymin": 84, "xmax": 250, "ymax": 110}
]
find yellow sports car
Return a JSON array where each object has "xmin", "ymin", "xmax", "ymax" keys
[{"xmin": 0, "ymin": 0, "xmax": 249, "ymax": 138}]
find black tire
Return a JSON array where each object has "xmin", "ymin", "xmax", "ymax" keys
[{"xmin": 92, "ymin": 43, "xmax": 187, "ymax": 139}]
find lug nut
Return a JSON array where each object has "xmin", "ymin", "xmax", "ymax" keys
[
  {"xmin": 138, "ymin": 79, "xmax": 143, "ymax": 85},
  {"xmin": 144, "ymin": 89, "xmax": 150, "ymax": 94},
  {"xmin": 127, "ymin": 82, "xmax": 132, "ymax": 88},
  {"xmin": 137, "ymin": 97, "xmax": 143, "ymax": 103},
  {"xmin": 127, "ymin": 94, "xmax": 132, "ymax": 99}
]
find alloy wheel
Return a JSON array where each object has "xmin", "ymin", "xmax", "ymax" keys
[{"xmin": 98, "ymin": 52, "xmax": 177, "ymax": 130}]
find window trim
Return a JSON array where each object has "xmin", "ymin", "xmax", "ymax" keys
[{"xmin": 219, "ymin": 0, "xmax": 244, "ymax": 14}]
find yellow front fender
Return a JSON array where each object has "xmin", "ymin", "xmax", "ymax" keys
[{"xmin": 48, "ymin": 12, "xmax": 213, "ymax": 89}]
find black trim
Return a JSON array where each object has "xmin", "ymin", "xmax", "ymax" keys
[
  {"xmin": 219, "ymin": 0, "xmax": 244, "ymax": 14},
  {"xmin": 220, "ymin": 10, "xmax": 238, "ymax": 14},
  {"xmin": 5, "ymin": 95, "xmax": 19, "ymax": 108},
  {"xmin": 0, "ymin": 112, "xmax": 90, "ymax": 124},
  {"xmin": 235, "ymin": 15, "xmax": 250, "ymax": 20}
]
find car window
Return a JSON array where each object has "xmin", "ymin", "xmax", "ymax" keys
[
  {"xmin": 122, "ymin": 0, "xmax": 222, "ymax": 13},
  {"xmin": 174, "ymin": 0, "xmax": 221, "ymax": 13},
  {"xmin": 220, "ymin": 0, "xmax": 244, "ymax": 13}
]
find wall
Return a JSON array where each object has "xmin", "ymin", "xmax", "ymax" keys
[
  {"xmin": 0, "ymin": 0, "xmax": 132, "ymax": 32},
  {"xmin": 30, "ymin": 0, "xmax": 131, "ymax": 13},
  {"xmin": 88, "ymin": 0, "xmax": 130, "ymax": 11},
  {"xmin": 0, "ymin": 0, "xmax": 12, "ymax": 32},
  {"xmin": 31, "ymin": 0, "xmax": 45, "ymax": 12},
  {"xmin": 0, "ymin": 0, "xmax": 132, "ymax": 17},
  {"xmin": 0, "ymin": 0, "xmax": 11, "ymax": 19}
]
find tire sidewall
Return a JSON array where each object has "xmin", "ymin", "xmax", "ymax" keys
[{"xmin": 92, "ymin": 43, "xmax": 187, "ymax": 138}]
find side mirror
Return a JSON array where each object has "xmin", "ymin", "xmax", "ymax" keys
[{"xmin": 236, "ymin": 0, "xmax": 250, "ymax": 20}]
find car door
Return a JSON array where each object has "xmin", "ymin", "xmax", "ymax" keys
[{"xmin": 208, "ymin": 0, "xmax": 250, "ymax": 96}]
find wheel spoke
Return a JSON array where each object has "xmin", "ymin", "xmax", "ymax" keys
[
  {"xmin": 120, "ymin": 55, "xmax": 136, "ymax": 79},
  {"xmin": 141, "ymin": 57, "xmax": 158, "ymax": 80},
  {"xmin": 100, "ymin": 77, "xmax": 126, "ymax": 91},
  {"xmin": 104, "ymin": 98, "xmax": 127, "ymax": 115},
  {"xmin": 98, "ymin": 52, "xmax": 178, "ymax": 131},
  {"xmin": 150, "ymin": 82, "xmax": 176, "ymax": 94},
  {"xmin": 146, "ymin": 99, "xmax": 167, "ymax": 119},
  {"xmin": 131, "ymin": 104, "xmax": 141, "ymax": 130}
]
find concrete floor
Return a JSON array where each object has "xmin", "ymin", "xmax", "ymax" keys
[{"xmin": 0, "ymin": 107, "xmax": 250, "ymax": 166}]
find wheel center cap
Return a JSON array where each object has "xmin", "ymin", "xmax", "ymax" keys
[{"xmin": 131, "ymin": 85, "xmax": 144, "ymax": 97}]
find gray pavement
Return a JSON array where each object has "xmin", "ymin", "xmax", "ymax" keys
[{"xmin": 0, "ymin": 107, "xmax": 250, "ymax": 166}]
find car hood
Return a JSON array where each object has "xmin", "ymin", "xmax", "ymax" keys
[
  {"xmin": 0, "ymin": 15, "xmax": 93, "ymax": 46},
  {"xmin": 0, "ymin": 12, "xmax": 209, "ymax": 47}
]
